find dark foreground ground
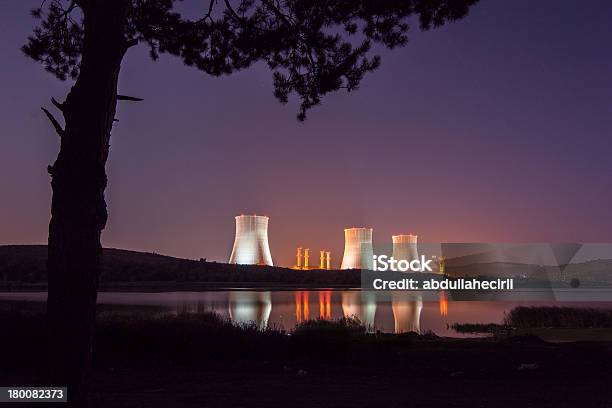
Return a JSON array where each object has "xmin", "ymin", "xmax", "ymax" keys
[
  {"xmin": 1, "ymin": 308, "xmax": 612, "ymax": 407},
  {"xmin": 5, "ymin": 360, "xmax": 612, "ymax": 408}
]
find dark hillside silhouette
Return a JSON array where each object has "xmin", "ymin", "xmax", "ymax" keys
[
  {"xmin": 3, "ymin": 245, "xmax": 612, "ymax": 290},
  {"xmin": 0, "ymin": 245, "xmax": 361, "ymax": 287}
]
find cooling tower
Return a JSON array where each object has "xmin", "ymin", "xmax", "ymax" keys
[
  {"xmin": 340, "ymin": 227, "xmax": 374, "ymax": 270},
  {"xmin": 392, "ymin": 234, "xmax": 419, "ymax": 263},
  {"xmin": 229, "ymin": 215, "xmax": 273, "ymax": 266}
]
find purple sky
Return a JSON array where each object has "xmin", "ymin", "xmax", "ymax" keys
[{"xmin": 1, "ymin": 0, "xmax": 611, "ymax": 267}]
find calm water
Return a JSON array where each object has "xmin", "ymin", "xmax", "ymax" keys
[{"xmin": 1, "ymin": 290, "xmax": 612, "ymax": 336}]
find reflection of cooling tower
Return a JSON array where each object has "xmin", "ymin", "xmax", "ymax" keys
[
  {"xmin": 391, "ymin": 293, "xmax": 423, "ymax": 333},
  {"xmin": 341, "ymin": 228, "xmax": 374, "ymax": 270},
  {"xmin": 228, "ymin": 291, "xmax": 272, "ymax": 330},
  {"xmin": 392, "ymin": 234, "xmax": 419, "ymax": 263},
  {"xmin": 229, "ymin": 215, "xmax": 273, "ymax": 266},
  {"xmin": 341, "ymin": 291, "xmax": 377, "ymax": 332}
]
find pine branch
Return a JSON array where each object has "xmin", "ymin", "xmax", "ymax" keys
[
  {"xmin": 117, "ymin": 94, "xmax": 143, "ymax": 102},
  {"xmin": 41, "ymin": 107, "xmax": 64, "ymax": 137},
  {"xmin": 51, "ymin": 97, "xmax": 64, "ymax": 112},
  {"xmin": 124, "ymin": 38, "xmax": 139, "ymax": 49}
]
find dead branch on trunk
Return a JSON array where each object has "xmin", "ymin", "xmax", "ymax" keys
[
  {"xmin": 51, "ymin": 97, "xmax": 65, "ymax": 112},
  {"xmin": 41, "ymin": 107, "xmax": 64, "ymax": 137},
  {"xmin": 117, "ymin": 94, "xmax": 143, "ymax": 102}
]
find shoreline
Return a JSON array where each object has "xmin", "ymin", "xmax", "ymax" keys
[{"xmin": 0, "ymin": 281, "xmax": 362, "ymax": 292}]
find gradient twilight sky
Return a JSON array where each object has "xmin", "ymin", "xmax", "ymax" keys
[{"xmin": 1, "ymin": 0, "xmax": 611, "ymax": 267}]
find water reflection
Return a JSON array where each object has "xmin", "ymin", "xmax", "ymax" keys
[
  {"xmin": 319, "ymin": 291, "xmax": 331, "ymax": 319},
  {"xmin": 439, "ymin": 291, "xmax": 449, "ymax": 317},
  {"xmin": 295, "ymin": 291, "xmax": 310, "ymax": 322},
  {"xmin": 341, "ymin": 291, "xmax": 377, "ymax": 331},
  {"xmin": 391, "ymin": 293, "xmax": 423, "ymax": 334},
  {"xmin": 228, "ymin": 291, "xmax": 271, "ymax": 329},
  {"xmin": 2, "ymin": 290, "xmax": 610, "ymax": 336}
]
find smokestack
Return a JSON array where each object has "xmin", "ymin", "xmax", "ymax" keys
[
  {"xmin": 320, "ymin": 250, "xmax": 325, "ymax": 269},
  {"xmin": 304, "ymin": 248, "xmax": 310, "ymax": 269},
  {"xmin": 340, "ymin": 227, "xmax": 374, "ymax": 270},
  {"xmin": 392, "ymin": 234, "xmax": 419, "ymax": 264},
  {"xmin": 229, "ymin": 215, "xmax": 273, "ymax": 266},
  {"xmin": 326, "ymin": 251, "xmax": 331, "ymax": 270},
  {"xmin": 296, "ymin": 247, "xmax": 302, "ymax": 269}
]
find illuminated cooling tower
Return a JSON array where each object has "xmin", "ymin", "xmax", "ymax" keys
[
  {"xmin": 340, "ymin": 227, "xmax": 374, "ymax": 270},
  {"xmin": 229, "ymin": 215, "xmax": 273, "ymax": 266},
  {"xmin": 392, "ymin": 234, "xmax": 419, "ymax": 263}
]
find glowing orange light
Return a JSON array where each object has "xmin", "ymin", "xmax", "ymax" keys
[
  {"xmin": 303, "ymin": 291, "xmax": 310, "ymax": 321},
  {"xmin": 317, "ymin": 290, "xmax": 332, "ymax": 319},
  {"xmin": 439, "ymin": 291, "xmax": 448, "ymax": 317},
  {"xmin": 296, "ymin": 291, "xmax": 311, "ymax": 321},
  {"xmin": 296, "ymin": 247, "xmax": 302, "ymax": 269},
  {"xmin": 319, "ymin": 291, "xmax": 325, "ymax": 319},
  {"xmin": 295, "ymin": 291, "xmax": 302, "ymax": 322},
  {"xmin": 304, "ymin": 248, "xmax": 310, "ymax": 270}
]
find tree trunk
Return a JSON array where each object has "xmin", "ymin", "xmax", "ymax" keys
[{"xmin": 45, "ymin": 1, "xmax": 129, "ymax": 405}]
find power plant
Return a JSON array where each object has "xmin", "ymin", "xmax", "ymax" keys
[
  {"xmin": 226, "ymin": 215, "xmax": 426, "ymax": 273},
  {"xmin": 392, "ymin": 234, "xmax": 419, "ymax": 263},
  {"xmin": 220, "ymin": 214, "xmax": 439, "ymax": 330},
  {"xmin": 340, "ymin": 227, "xmax": 374, "ymax": 270},
  {"xmin": 229, "ymin": 215, "xmax": 273, "ymax": 266}
]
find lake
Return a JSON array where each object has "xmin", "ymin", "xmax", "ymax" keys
[{"xmin": 2, "ymin": 290, "xmax": 612, "ymax": 336}]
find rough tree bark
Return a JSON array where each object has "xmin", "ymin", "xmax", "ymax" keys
[{"xmin": 44, "ymin": 1, "xmax": 130, "ymax": 405}]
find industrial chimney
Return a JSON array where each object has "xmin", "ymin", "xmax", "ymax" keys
[
  {"xmin": 340, "ymin": 227, "xmax": 374, "ymax": 270},
  {"xmin": 229, "ymin": 215, "xmax": 273, "ymax": 266},
  {"xmin": 392, "ymin": 234, "xmax": 419, "ymax": 264}
]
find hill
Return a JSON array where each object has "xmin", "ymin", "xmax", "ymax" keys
[
  {"xmin": 0, "ymin": 245, "xmax": 360, "ymax": 289},
  {"xmin": 2, "ymin": 245, "xmax": 610, "ymax": 290}
]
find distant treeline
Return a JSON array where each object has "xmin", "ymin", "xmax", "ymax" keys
[{"xmin": 0, "ymin": 245, "xmax": 360, "ymax": 286}]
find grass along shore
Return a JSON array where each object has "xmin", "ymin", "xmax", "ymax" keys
[{"xmin": 452, "ymin": 306, "xmax": 612, "ymax": 341}]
